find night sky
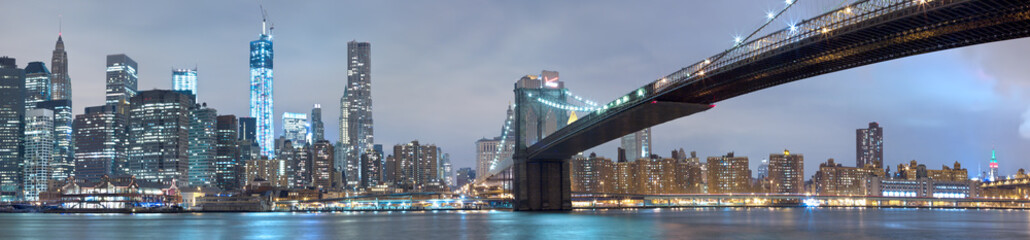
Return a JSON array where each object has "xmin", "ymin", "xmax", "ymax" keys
[{"xmin": 2, "ymin": 0, "xmax": 1028, "ymax": 179}]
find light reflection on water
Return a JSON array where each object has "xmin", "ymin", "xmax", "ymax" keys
[{"xmin": 0, "ymin": 208, "xmax": 1027, "ymax": 239}]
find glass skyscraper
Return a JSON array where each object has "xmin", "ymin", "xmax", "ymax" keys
[
  {"xmin": 24, "ymin": 62, "xmax": 51, "ymax": 110},
  {"xmin": 310, "ymin": 104, "xmax": 324, "ymax": 143},
  {"xmin": 128, "ymin": 90, "xmax": 195, "ymax": 184},
  {"xmin": 188, "ymin": 105, "xmax": 218, "ymax": 187},
  {"xmin": 0, "ymin": 57, "xmax": 24, "ymax": 201},
  {"xmin": 35, "ymin": 100, "xmax": 74, "ymax": 181},
  {"xmin": 173, "ymin": 68, "xmax": 198, "ymax": 98},
  {"xmin": 250, "ymin": 20, "xmax": 275, "ymax": 158},
  {"xmin": 341, "ymin": 41, "xmax": 373, "ymax": 188},
  {"xmin": 620, "ymin": 128, "xmax": 652, "ymax": 162},
  {"xmin": 73, "ymin": 105, "xmax": 127, "ymax": 182},
  {"xmin": 214, "ymin": 115, "xmax": 242, "ymax": 191},
  {"xmin": 106, "ymin": 54, "xmax": 138, "ymax": 106},
  {"xmin": 282, "ymin": 112, "xmax": 309, "ymax": 147},
  {"xmin": 23, "ymin": 108, "xmax": 54, "ymax": 201}
]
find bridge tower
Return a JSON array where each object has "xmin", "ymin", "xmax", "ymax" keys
[{"xmin": 512, "ymin": 70, "xmax": 573, "ymax": 211}]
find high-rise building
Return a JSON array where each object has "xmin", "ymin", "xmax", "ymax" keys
[
  {"xmin": 768, "ymin": 150, "xmax": 804, "ymax": 194},
  {"xmin": 856, "ymin": 122, "xmax": 883, "ymax": 168},
  {"xmin": 988, "ymin": 149, "xmax": 999, "ymax": 182},
  {"xmin": 389, "ymin": 141, "xmax": 440, "ymax": 190},
  {"xmin": 475, "ymin": 106, "xmax": 516, "ymax": 179},
  {"xmin": 289, "ymin": 144, "xmax": 312, "ymax": 188},
  {"xmin": 340, "ymin": 41, "xmax": 374, "ymax": 188},
  {"xmin": 23, "ymin": 108, "xmax": 54, "ymax": 201},
  {"xmin": 35, "ymin": 100, "xmax": 74, "ymax": 181},
  {"xmin": 214, "ymin": 115, "xmax": 242, "ymax": 191},
  {"xmin": 74, "ymin": 105, "xmax": 127, "ymax": 182},
  {"xmin": 812, "ymin": 158, "xmax": 885, "ymax": 196},
  {"xmin": 24, "ymin": 62, "xmax": 51, "ymax": 109},
  {"xmin": 310, "ymin": 104, "xmax": 324, "ymax": 142},
  {"xmin": 172, "ymin": 68, "xmax": 198, "ymax": 98},
  {"xmin": 570, "ymin": 153, "xmax": 614, "ymax": 193},
  {"xmin": 756, "ymin": 158, "xmax": 769, "ymax": 180},
  {"xmin": 51, "ymin": 34, "xmax": 71, "ymax": 101},
  {"xmin": 238, "ymin": 117, "xmax": 257, "ymax": 142},
  {"xmin": 250, "ymin": 18, "xmax": 275, "ymax": 158},
  {"xmin": 188, "ymin": 104, "xmax": 217, "ymax": 187},
  {"xmin": 706, "ymin": 152, "xmax": 751, "ymax": 194},
  {"xmin": 440, "ymin": 153, "xmax": 453, "ymax": 187},
  {"xmin": 105, "ymin": 54, "xmax": 138, "ymax": 106},
  {"xmin": 282, "ymin": 112, "xmax": 309, "ymax": 147},
  {"xmin": 359, "ymin": 148, "xmax": 382, "ymax": 188},
  {"xmin": 244, "ymin": 158, "xmax": 288, "ymax": 188},
  {"xmin": 0, "ymin": 57, "xmax": 24, "ymax": 201},
  {"xmin": 311, "ymin": 140, "xmax": 334, "ymax": 190},
  {"xmin": 128, "ymin": 90, "xmax": 195, "ymax": 184},
  {"xmin": 456, "ymin": 168, "xmax": 476, "ymax": 188},
  {"xmin": 620, "ymin": 128, "xmax": 651, "ymax": 162}
]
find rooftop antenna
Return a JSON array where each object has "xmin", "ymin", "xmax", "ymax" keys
[{"xmin": 58, "ymin": 14, "xmax": 62, "ymax": 36}]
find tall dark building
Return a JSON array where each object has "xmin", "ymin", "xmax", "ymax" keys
[
  {"xmin": 73, "ymin": 105, "xmax": 127, "ymax": 182},
  {"xmin": 857, "ymin": 122, "xmax": 883, "ymax": 168},
  {"xmin": 390, "ymin": 140, "xmax": 439, "ymax": 191},
  {"xmin": 311, "ymin": 140, "xmax": 334, "ymax": 190},
  {"xmin": 24, "ymin": 62, "xmax": 51, "ymax": 110},
  {"xmin": 51, "ymin": 34, "xmax": 71, "ymax": 101},
  {"xmin": 105, "ymin": 54, "xmax": 138, "ymax": 106},
  {"xmin": 310, "ymin": 104, "xmax": 324, "ymax": 142},
  {"xmin": 238, "ymin": 117, "xmax": 257, "ymax": 142},
  {"xmin": 128, "ymin": 90, "xmax": 194, "ymax": 184},
  {"xmin": 214, "ymin": 115, "xmax": 242, "ymax": 191},
  {"xmin": 0, "ymin": 57, "xmax": 24, "ymax": 201},
  {"xmin": 35, "ymin": 100, "xmax": 74, "ymax": 180},
  {"xmin": 340, "ymin": 41, "xmax": 373, "ymax": 187},
  {"xmin": 456, "ymin": 167, "xmax": 476, "ymax": 188}
]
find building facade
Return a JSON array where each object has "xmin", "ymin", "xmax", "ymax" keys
[
  {"xmin": 706, "ymin": 153, "xmax": 751, "ymax": 194},
  {"xmin": 620, "ymin": 128, "xmax": 651, "ymax": 162},
  {"xmin": 23, "ymin": 109, "xmax": 54, "ymax": 201},
  {"xmin": 35, "ymin": 100, "xmax": 74, "ymax": 181},
  {"xmin": 73, "ymin": 105, "xmax": 128, "ymax": 182},
  {"xmin": 768, "ymin": 150, "xmax": 804, "ymax": 194},
  {"xmin": 214, "ymin": 115, "xmax": 242, "ymax": 191},
  {"xmin": 389, "ymin": 141, "xmax": 441, "ymax": 191},
  {"xmin": 856, "ymin": 122, "xmax": 883, "ymax": 168},
  {"xmin": 341, "ymin": 41, "xmax": 374, "ymax": 188},
  {"xmin": 812, "ymin": 158, "xmax": 885, "ymax": 196},
  {"xmin": 172, "ymin": 68, "xmax": 198, "ymax": 98},
  {"xmin": 311, "ymin": 141, "xmax": 334, "ymax": 190},
  {"xmin": 50, "ymin": 34, "xmax": 71, "ymax": 101},
  {"xmin": 0, "ymin": 57, "xmax": 24, "ymax": 201},
  {"xmin": 310, "ymin": 104, "xmax": 324, "ymax": 142},
  {"xmin": 188, "ymin": 105, "xmax": 218, "ymax": 187},
  {"xmin": 250, "ymin": 20, "xmax": 275, "ymax": 158},
  {"xmin": 105, "ymin": 54, "xmax": 138, "ymax": 106},
  {"xmin": 128, "ymin": 90, "xmax": 195, "ymax": 184},
  {"xmin": 24, "ymin": 62, "xmax": 51, "ymax": 110},
  {"xmin": 282, "ymin": 112, "xmax": 309, "ymax": 147}
]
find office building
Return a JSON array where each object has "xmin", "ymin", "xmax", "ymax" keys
[
  {"xmin": 768, "ymin": 150, "xmax": 804, "ymax": 194},
  {"xmin": 34, "ymin": 100, "xmax": 73, "ymax": 181},
  {"xmin": 0, "ymin": 57, "xmax": 24, "ymax": 201},
  {"xmin": 188, "ymin": 104, "xmax": 217, "ymax": 187},
  {"xmin": 214, "ymin": 115, "xmax": 242, "ymax": 191},
  {"xmin": 105, "ymin": 54, "xmax": 138, "ymax": 106},
  {"xmin": 813, "ymin": 158, "xmax": 886, "ymax": 196},
  {"xmin": 620, "ymin": 128, "xmax": 651, "ymax": 162},
  {"xmin": 311, "ymin": 140, "xmax": 334, "ymax": 190},
  {"xmin": 24, "ymin": 62, "xmax": 51, "ymax": 109},
  {"xmin": 988, "ymin": 149, "xmax": 999, "ymax": 182},
  {"xmin": 128, "ymin": 90, "xmax": 195, "ymax": 184},
  {"xmin": 250, "ymin": 17, "xmax": 275, "ymax": 158},
  {"xmin": 23, "ymin": 108, "xmax": 54, "ymax": 201},
  {"xmin": 340, "ymin": 41, "xmax": 374, "ymax": 188},
  {"xmin": 475, "ymin": 136, "xmax": 514, "ymax": 180},
  {"xmin": 173, "ymin": 68, "xmax": 198, "ymax": 98},
  {"xmin": 50, "ymin": 34, "xmax": 71, "ymax": 101},
  {"xmin": 856, "ymin": 122, "xmax": 883, "ymax": 168},
  {"xmin": 73, "ymin": 105, "xmax": 128, "ymax": 182},
  {"xmin": 456, "ymin": 168, "xmax": 476, "ymax": 188},
  {"xmin": 310, "ymin": 104, "xmax": 324, "ymax": 142},
  {"xmin": 282, "ymin": 112, "xmax": 309, "ymax": 147}
]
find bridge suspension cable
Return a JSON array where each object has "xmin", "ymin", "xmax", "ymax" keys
[{"xmin": 488, "ymin": 104, "xmax": 515, "ymax": 172}]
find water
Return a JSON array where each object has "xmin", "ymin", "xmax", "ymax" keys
[{"xmin": 0, "ymin": 208, "xmax": 1027, "ymax": 239}]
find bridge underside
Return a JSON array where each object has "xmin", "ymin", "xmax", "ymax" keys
[{"xmin": 515, "ymin": 0, "xmax": 1030, "ymax": 211}]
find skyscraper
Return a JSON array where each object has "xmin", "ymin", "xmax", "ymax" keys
[
  {"xmin": 311, "ymin": 140, "xmax": 334, "ymax": 190},
  {"xmin": 282, "ymin": 112, "xmax": 309, "ymax": 147},
  {"xmin": 250, "ymin": 17, "xmax": 275, "ymax": 158},
  {"xmin": 173, "ymin": 68, "xmax": 198, "ymax": 98},
  {"xmin": 128, "ymin": 90, "xmax": 195, "ymax": 184},
  {"xmin": 238, "ymin": 117, "xmax": 257, "ymax": 142},
  {"xmin": 856, "ymin": 122, "xmax": 883, "ymax": 168},
  {"xmin": 214, "ymin": 115, "xmax": 242, "ymax": 191},
  {"xmin": 988, "ymin": 149, "xmax": 999, "ymax": 182},
  {"xmin": 768, "ymin": 149, "xmax": 804, "ymax": 194},
  {"xmin": 23, "ymin": 108, "xmax": 53, "ymax": 201},
  {"xmin": 24, "ymin": 62, "xmax": 51, "ymax": 109},
  {"xmin": 0, "ymin": 57, "xmax": 25, "ymax": 201},
  {"xmin": 341, "ymin": 41, "xmax": 373, "ymax": 187},
  {"xmin": 188, "ymin": 104, "xmax": 217, "ymax": 187},
  {"xmin": 390, "ymin": 140, "xmax": 440, "ymax": 191},
  {"xmin": 310, "ymin": 104, "xmax": 324, "ymax": 142},
  {"xmin": 73, "ymin": 104, "xmax": 127, "ymax": 182},
  {"xmin": 51, "ymin": 33, "xmax": 71, "ymax": 101},
  {"xmin": 105, "ymin": 54, "xmax": 138, "ymax": 106},
  {"xmin": 620, "ymin": 128, "xmax": 651, "ymax": 162},
  {"xmin": 35, "ymin": 100, "xmax": 74, "ymax": 181}
]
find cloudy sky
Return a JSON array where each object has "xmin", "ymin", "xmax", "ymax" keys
[{"xmin": 2, "ymin": 0, "xmax": 1028, "ymax": 178}]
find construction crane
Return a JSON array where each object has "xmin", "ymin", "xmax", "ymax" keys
[{"xmin": 260, "ymin": 4, "xmax": 274, "ymax": 35}]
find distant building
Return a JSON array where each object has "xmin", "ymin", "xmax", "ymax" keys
[
  {"xmin": 311, "ymin": 141, "xmax": 334, "ymax": 190},
  {"xmin": 35, "ymin": 100, "xmax": 74, "ymax": 181},
  {"xmin": 23, "ymin": 108, "xmax": 54, "ymax": 201},
  {"xmin": 620, "ymin": 128, "xmax": 651, "ymax": 162},
  {"xmin": 706, "ymin": 152, "xmax": 751, "ymax": 194},
  {"xmin": 0, "ymin": 56, "xmax": 24, "ymax": 201},
  {"xmin": 856, "ymin": 122, "xmax": 883, "ymax": 168},
  {"xmin": 812, "ymin": 158, "xmax": 885, "ymax": 196},
  {"xmin": 475, "ymin": 135, "xmax": 514, "ymax": 180},
  {"xmin": 50, "ymin": 34, "xmax": 72, "ymax": 101},
  {"xmin": 238, "ymin": 117, "xmax": 257, "ymax": 142},
  {"xmin": 988, "ymin": 149, "xmax": 999, "ymax": 182},
  {"xmin": 340, "ymin": 41, "xmax": 374, "ymax": 189},
  {"xmin": 172, "ymin": 68, "xmax": 198, "ymax": 98},
  {"xmin": 570, "ymin": 153, "xmax": 613, "ymax": 193},
  {"xmin": 214, "ymin": 115, "xmax": 243, "ymax": 191},
  {"xmin": 244, "ymin": 159, "xmax": 288, "ymax": 189},
  {"xmin": 456, "ymin": 168, "xmax": 476, "ymax": 188},
  {"xmin": 359, "ymin": 148, "xmax": 382, "ymax": 188},
  {"xmin": 73, "ymin": 105, "xmax": 128, "ymax": 182},
  {"xmin": 250, "ymin": 19, "xmax": 275, "ymax": 158},
  {"xmin": 867, "ymin": 177, "xmax": 976, "ymax": 198},
  {"xmin": 768, "ymin": 150, "xmax": 804, "ymax": 194},
  {"xmin": 188, "ymin": 104, "xmax": 218, "ymax": 187},
  {"xmin": 105, "ymin": 54, "xmax": 138, "ymax": 106},
  {"xmin": 282, "ymin": 112, "xmax": 309, "ymax": 147},
  {"xmin": 310, "ymin": 104, "xmax": 324, "ymax": 142},
  {"xmin": 389, "ymin": 140, "xmax": 441, "ymax": 191},
  {"xmin": 24, "ymin": 62, "xmax": 51, "ymax": 109},
  {"xmin": 128, "ymin": 90, "xmax": 195, "ymax": 184}
]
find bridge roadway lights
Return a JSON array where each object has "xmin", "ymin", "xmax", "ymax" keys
[{"xmin": 513, "ymin": 157, "xmax": 571, "ymax": 211}]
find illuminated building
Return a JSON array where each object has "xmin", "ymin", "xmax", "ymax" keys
[
  {"xmin": 311, "ymin": 140, "xmax": 334, "ymax": 190},
  {"xmin": 456, "ymin": 168, "xmax": 476, "ymax": 188},
  {"xmin": 612, "ymin": 161, "xmax": 633, "ymax": 194},
  {"xmin": 856, "ymin": 122, "xmax": 883, "ymax": 168},
  {"xmin": 23, "ymin": 108, "xmax": 54, "ymax": 201},
  {"xmin": 250, "ymin": 18, "xmax": 275, "ymax": 158},
  {"xmin": 51, "ymin": 176, "xmax": 181, "ymax": 209},
  {"xmin": 926, "ymin": 162, "xmax": 969, "ymax": 181},
  {"xmin": 282, "ymin": 112, "xmax": 309, "ymax": 147},
  {"xmin": 128, "ymin": 90, "xmax": 195, "ymax": 184},
  {"xmin": 678, "ymin": 153, "xmax": 705, "ymax": 193},
  {"xmin": 341, "ymin": 41, "xmax": 374, "ymax": 187},
  {"xmin": 35, "ymin": 100, "xmax": 73, "ymax": 181},
  {"xmin": 360, "ymin": 148, "xmax": 382, "ymax": 188},
  {"xmin": 812, "ymin": 158, "xmax": 885, "ymax": 196},
  {"xmin": 706, "ymin": 152, "xmax": 751, "ymax": 193},
  {"xmin": 570, "ymin": 153, "xmax": 614, "ymax": 193},
  {"xmin": 310, "ymin": 104, "xmax": 324, "ymax": 142},
  {"xmin": 289, "ymin": 144, "xmax": 311, "ymax": 188},
  {"xmin": 867, "ymin": 177, "xmax": 976, "ymax": 199},
  {"xmin": 769, "ymin": 150, "xmax": 804, "ymax": 194},
  {"xmin": 0, "ymin": 57, "xmax": 24, "ymax": 201},
  {"xmin": 476, "ymin": 136, "xmax": 514, "ymax": 180},
  {"xmin": 172, "ymin": 68, "xmax": 198, "ymax": 99},
  {"xmin": 439, "ymin": 152, "xmax": 453, "ymax": 187},
  {"xmin": 390, "ymin": 141, "xmax": 440, "ymax": 191},
  {"xmin": 50, "ymin": 34, "xmax": 71, "ymax": 101},
  {"xmin": 24, "ymin": 62, "xmax": 51, "ymax": 109},
  {"xmin": 105, "ymin": 54, "xmax": 138, "ymax": 106},
  {"xmin": 214, "ymin": 115, "xmax": 243, "ymax": 191},
  {"xmin": 244, "ymin": 158, "xmax": 288, "ymax": 189},
  {"xmin": 620, "ymin": 128, "xmax": 651, "ymax": 162},
  {"xmin": 238, "ymin": 117, "xmax": 256, "ymax": 142},
  {"xmin": 73, "ymin": 104, "xmax": 128, "ymax": 182},
  {"xmin": 988, "ymin": 149, "xmax": 999, "ymax": 182},
  {"xmin": 188, "ymin": 104, "xmax": 218, "ymax": 187}
]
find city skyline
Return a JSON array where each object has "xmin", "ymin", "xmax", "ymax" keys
[{"xmin": 2, "ymin": 1, "xmax": 1030, "ymax": 179}]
